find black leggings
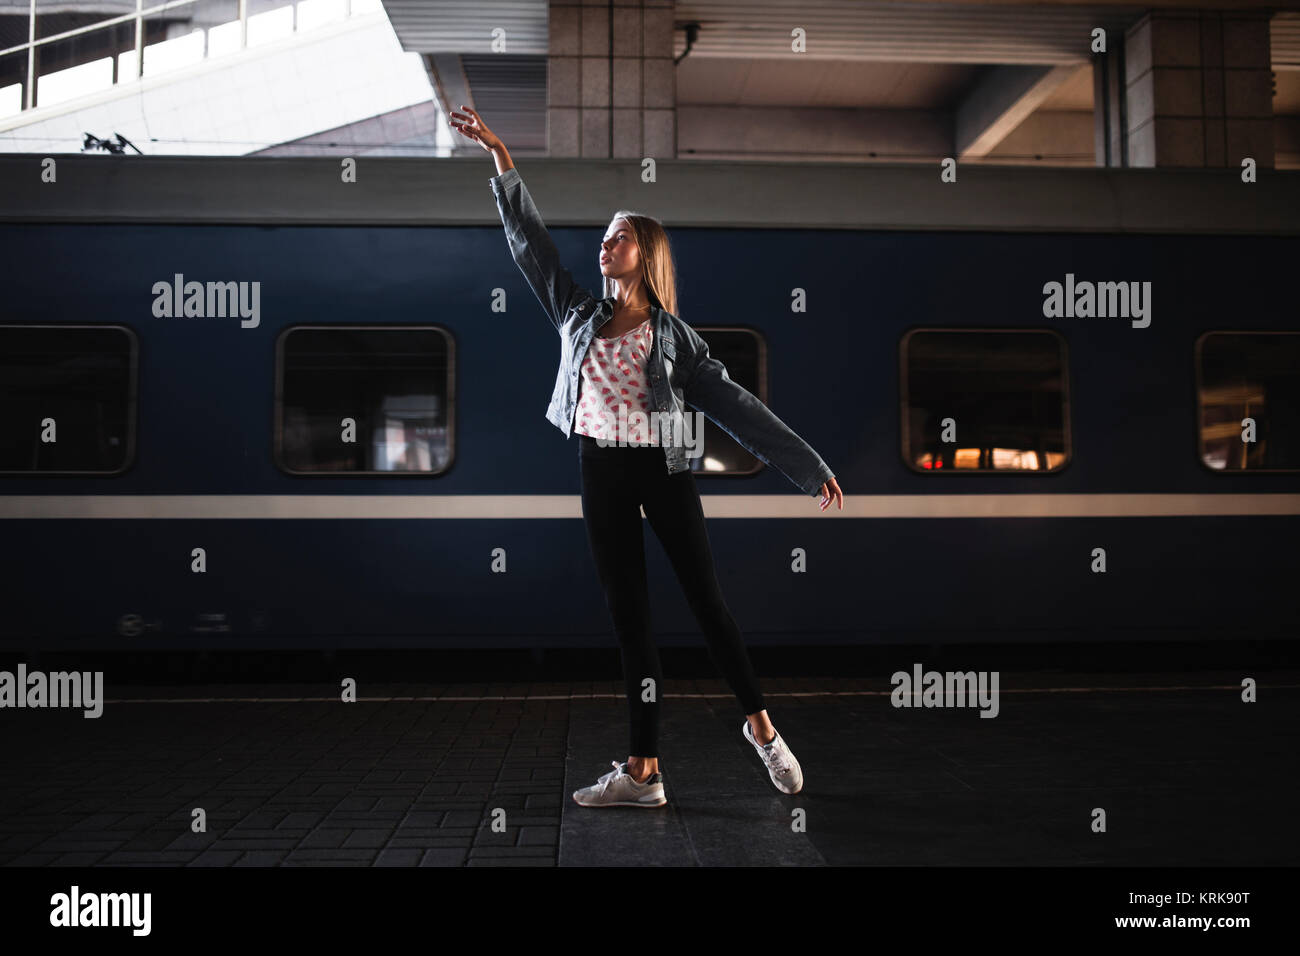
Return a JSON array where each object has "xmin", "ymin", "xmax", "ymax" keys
[{"xmin": 578, "ymin": 433, "xmax": 766, "ymax": 758}]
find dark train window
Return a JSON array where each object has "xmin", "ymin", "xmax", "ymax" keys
[
  {"xmin": 1196, "ymin": 332, "xmax": 1300, "ymax": 472},
  {"xmin": 901, "ymin": 329, "xmax": 1070, "ymax": 472},
  {"xmin": 686, "ymin": 327, "xmax": 766, "ymax": 478},
  {"xmin": 0, "ymin": 325, "xmax": 136, "ymax": 474},
  {"xmin": 275, "ymin": 326, "xmax": 454, "ymax": 475}
]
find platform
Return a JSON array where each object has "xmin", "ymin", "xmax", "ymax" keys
[{"xmin": 0, "ymin": 672, "xmax": 1296, "ymax": 866}]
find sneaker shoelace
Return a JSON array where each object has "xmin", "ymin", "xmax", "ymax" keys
[
  {"xmin": 759, "ymin": 734, "xmax": 792, "ymax": 776},
  {"xmin": 596, "ymin": 760, "xmax": 624, "ymax": 794}
]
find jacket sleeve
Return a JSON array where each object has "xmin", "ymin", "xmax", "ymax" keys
[
  {"xmin": 490, "ymin": 166, "xmax": 594, "ymax": 333},
  {"xmin": 682, "ymin": 332, "xmax": 835, "ymax": 497}
]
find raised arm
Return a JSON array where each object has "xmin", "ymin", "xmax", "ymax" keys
[
  {"xmin": 450, "ymin": 105, "xmax": 593, "ymax": 334},
  {"xmin": 682, "ymin": 328, "xmax": 835, "ymax": 498}
]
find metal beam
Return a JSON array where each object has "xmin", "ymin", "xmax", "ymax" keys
[
  {"xmin": 956, "ymin": 64, "xmax": 1082, "ymax": 158},
  {"xmin": 425, "ymin": 53, "xmax": 480, "ymax": 157}
]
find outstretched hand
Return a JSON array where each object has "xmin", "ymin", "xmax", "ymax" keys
[
  {"xmin": 448, "ymin": 105, "xmax": 504, "ymax": 153},
  {"xmin": 817, "ymin": 477, "xmax": 843, "ymax": 512}
]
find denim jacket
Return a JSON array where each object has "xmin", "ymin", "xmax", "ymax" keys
[{"xmin": 490, "ymin": 166, "xmax": 835, "ymax": 497}]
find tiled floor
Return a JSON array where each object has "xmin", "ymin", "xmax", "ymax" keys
[{"xmin": 1, "ymin": 673, "xmax": 1296, "ymax": 866}]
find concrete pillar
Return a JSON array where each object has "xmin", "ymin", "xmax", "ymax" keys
[
  {"xmin": 547, "ymin": 0, "xmax": 676, "ymax": 159},
  {"xmin": 1125, "ymin": 9, "xmax": 1273, "ymax": 168}
]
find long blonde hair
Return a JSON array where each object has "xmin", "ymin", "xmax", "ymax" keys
[{"xmin": 602, "ymin": 210, "xmax": 679, "ymax": 317}]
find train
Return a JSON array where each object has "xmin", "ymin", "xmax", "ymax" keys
[{"xmin": 1, "ymin": 155, "xmax": 1297, "ymax": 651}]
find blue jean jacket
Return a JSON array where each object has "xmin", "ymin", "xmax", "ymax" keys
[{"xmin": 490, "ymin": 166, "xmax": 835, "ymax": 497}]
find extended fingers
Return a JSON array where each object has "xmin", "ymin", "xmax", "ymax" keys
[
  {"xmin": 817, "ymin": 478, "xmax": 843, "ymax": 511},
  {"xmin": 448, "ymin": 115, "xmax": 480, "ymax": 141}
]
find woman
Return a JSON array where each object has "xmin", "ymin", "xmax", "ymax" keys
[{"xmin": 450, "ymin": 106, "xmax": 844, "ymax": 808}]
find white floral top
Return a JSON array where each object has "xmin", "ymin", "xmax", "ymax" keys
[{"xmin": 573, "ymin": 318, "xmax": 658, "ymax": 445}]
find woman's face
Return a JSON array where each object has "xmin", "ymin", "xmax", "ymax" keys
[{"xmin": 600, "ymin": 219, "xmax": 640, "ymax": 285}]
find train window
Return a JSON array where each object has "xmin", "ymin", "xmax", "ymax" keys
[
  {"xmin": 275, "ymin": 326, "xmax": 454, "ymax": 475},
  {"xmin": 901, "ymin": 329, "xmax": 1070, "ymax": 472},
  {"xmin": 1196, "ymin": 332, "xmax": 1300, "ymax": 472},
  {"xmin": 0, "ymin": 325, "xmax": 137, "ymax": 474},
  {"xmin": 687, "ymin": 327, "xmax": 767, "ymax": 479}
]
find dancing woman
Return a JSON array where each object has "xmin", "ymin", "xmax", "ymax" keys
[{"xmin": 451, "ymin": 106, "xmax": 844, "ymax": 807}]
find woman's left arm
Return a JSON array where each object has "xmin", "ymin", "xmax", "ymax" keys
[{"xmin": 682, "ymin": 331, "xmax": 836, "ymax": 499}]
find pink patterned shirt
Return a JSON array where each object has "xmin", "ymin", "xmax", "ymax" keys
[{"xmin": 574, "ymin": 317, "xmax": 658, "ymax": 445}]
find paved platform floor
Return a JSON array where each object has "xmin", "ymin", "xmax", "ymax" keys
[{"xmin": 1, "ymin": 672, "xmax": 1296, "ymax": 866}]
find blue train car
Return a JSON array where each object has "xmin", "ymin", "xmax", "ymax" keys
[{"xmin": 1, "ymin": 157, "xmax": 1297, "ymax": 650}]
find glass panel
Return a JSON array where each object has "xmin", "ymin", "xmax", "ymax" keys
[
  {"xmin": 0, "ymin": 48, "xmax": 27, "ymax": 120},
  {"xmin": 24, "ymin": 2, "xmax": 236, "ymax": 107},
  {"xmin": 902, "ymin": 329, "xmax": 1069, "ymax": 472},
  {"xmin": 32, "ymin": 16, "xmax": 132, "ymax": 108},
  {"xmin": 1197, "ymin": 332, "xmax": 1300, "ymax": 472},
  {"xmin": 246, "ymin": 0, "xmax": 294, "ymax": 49},
  {"xmin": 0, "ymin": 325, "xmax": 136, "ymax": 473},
  {"xmin": 688, "ymin": 328, "xmax": 765, "ymax": 478},
  {"xmin": 139, "ymin": 0, "xmax": 227, "ymax": 81},
  {"xmin": 277, "ymin": 326, "xmax": 454, "ymax": 474}
]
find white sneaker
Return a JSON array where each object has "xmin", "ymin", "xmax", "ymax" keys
[
  {"xmin": 743, "ymin": 722, "xmax": 804, "ymax": 794},
  {"xmin": 572, "ymin": 760, "xmax": 667, "ymax": 808}
]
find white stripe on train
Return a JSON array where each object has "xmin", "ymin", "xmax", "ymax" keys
[{"xmin": 1, "ymin": 494, "xmax": 1298, "ymax": 518}]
